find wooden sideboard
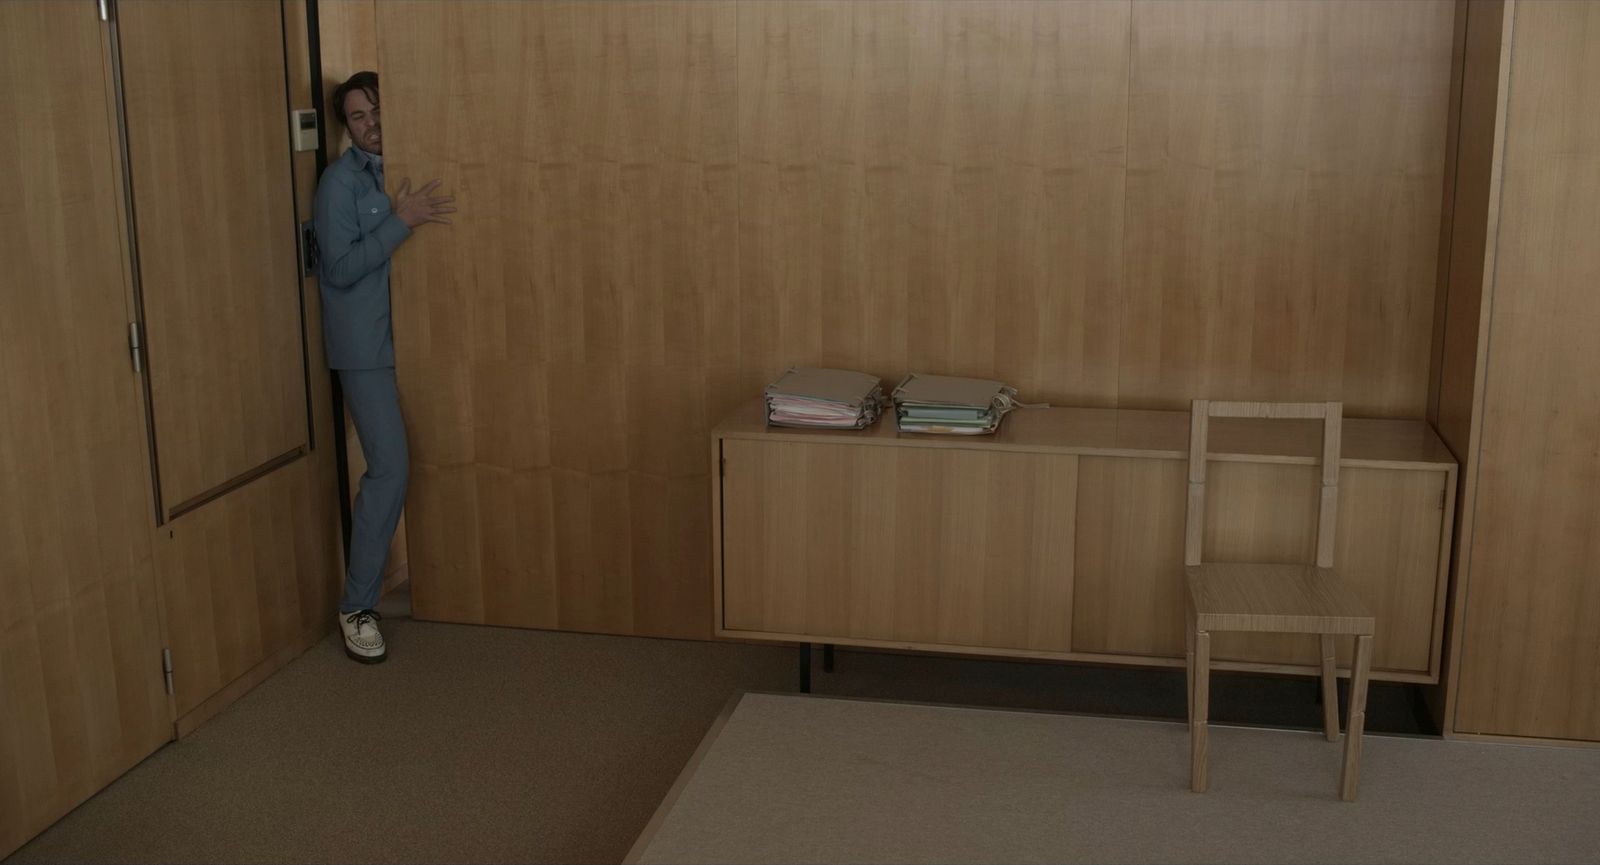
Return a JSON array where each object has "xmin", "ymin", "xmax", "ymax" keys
[{"xmin": 712, "ymin": 401, "xmax": 1457, "ymax": 683}]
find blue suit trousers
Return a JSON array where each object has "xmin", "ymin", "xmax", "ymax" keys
[{"xmin": 339, "ymin": 367, "xmax": 408, "ymax": 613}]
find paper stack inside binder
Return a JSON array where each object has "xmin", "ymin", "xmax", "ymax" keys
[
  {"xmin": 764, "ymin": 367, "xmax": 884, "ymax": 429},
  {"xmin": 892, "ymin": 373, "xmax": 1024, "ymax": 435}
]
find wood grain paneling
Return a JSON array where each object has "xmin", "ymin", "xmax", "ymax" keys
[
  {"xmin": 0, "ymin": 4, "xmax": 171, "ymax": 856},
  {"xmin": 1434, "ymin": 0, "xmax": 1510, "ymax": 459},
  {"xmin": 1121, "ymin": 0, "xmax": 1455, "ymax": 416},
  {"xmin": 157, "ymin": 454, "xmax": 341, "ymax": 718},
  {"xmin": 379, "ymin": 1, "xmax": 741, "ymax": 636},
  {"xmin": 720, "ymin": 440, "xmax": 1077, "ymax": 653},
  {"xmin": 152, "ymin": 0, "xmax": 346, "ymax": 729},
  {"xmin": 317, "ymin": 0, "xmax": 378, "ymax": 161},
  {"xmin": 1208, "ymin": 464, "xmax": 1447, "ymax": 672},
  {"xmin": 119, "ymin": 0, "xmax": 308, "ymax": 513},
  {"xmin": 738, "ymin": 0, "xmax": 1130, "ymax": 404},
  {"xmin": 1071, "ymin": 456, "xmax": 1189, "ymax": 658},
  {"xmin": 713, "ymin": 411, "xmax": 1451, "ymax": 679},
  {"xmin": 1425, "ymin": 1, "xmax": 1471, "ymax": 427},
  {"xmin": 1428, "ymin": 0, "xmax": 1513, "ymax": 736},
  {"xmin": 377, "ymin": 0, "xmax": 1126, "ymax": 637},
  {"xmin": 373, "ymin": 1, "xmax": 1460, "ymax": 639},
  {"xmin": 154, "ymin": 0, "xmax": 347, "ymax": 734},
  {"xmin": 1074, "ymin": 458, "xmax": 1447, "ymax": 674},
  {"xmin": 1453, "ymin": 0, "xmax": 1600, "ymax": 741}
]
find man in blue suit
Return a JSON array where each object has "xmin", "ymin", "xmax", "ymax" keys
[{"xmin": 314, "ymin": 71, "xmax": 453, "ymax": 663}]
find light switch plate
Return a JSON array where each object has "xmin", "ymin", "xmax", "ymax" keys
[{"xmin": 291, "ymin": 109, "xmax": 319, "ymax": 152}]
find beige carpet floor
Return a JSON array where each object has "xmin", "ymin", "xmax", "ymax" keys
[
  {"xmin": 1, "ymin": 582, "xmax": 1536, "ymax": 864},
  {"xmin": 632, "ymin": 693, "xmax": 1600, "ymax": 865},
  {"xmin": 4, "ymin": 589, "xmax": 794, "ymax": 864}
]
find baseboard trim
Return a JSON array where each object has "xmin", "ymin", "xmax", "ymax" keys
[{"xmin": 1447, "ymin": 730, "xmax": 1600, "ymax": 749}]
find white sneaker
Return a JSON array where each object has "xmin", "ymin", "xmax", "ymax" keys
[{"xmin": 338, "ymin": 609, "xmax": 386, "ymax": 664}]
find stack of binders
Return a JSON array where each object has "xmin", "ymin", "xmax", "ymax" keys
[
  {"xmin": 892, "ymin": 373, "xmax": 1026, "ymax": 435},
  {"xmin": 764, "ymin": 367, "xmax": 885, "ymax": 430}
]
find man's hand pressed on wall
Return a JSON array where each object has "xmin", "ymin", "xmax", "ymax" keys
[{"xmin": 394, "ymin": 178, "xmax": 456, "ymax": 228}]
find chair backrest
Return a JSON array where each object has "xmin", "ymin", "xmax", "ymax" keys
[{"xmin": 1185, "ymin": 400, "xmax": 1344, "ymax": 569}]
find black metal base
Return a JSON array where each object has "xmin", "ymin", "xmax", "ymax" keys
[{"xmin": 799, "ymin": 643, "xmax": 838, "ymax": 693}]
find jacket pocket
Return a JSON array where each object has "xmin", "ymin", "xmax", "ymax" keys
[{"xmin": 356, "ymin": 192, "xmax": 393, "ymax": 232}]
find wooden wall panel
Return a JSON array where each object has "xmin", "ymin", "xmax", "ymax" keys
[
  {"xmin": 1453, "ymin": 0, "xmax": 1600, "ymax": 741},
  {"xmin": 379, "ymin": 1, "xmax": 740, "ymax": 636},
  {"xmin": 1425, "ymin": 1, "xmax": 1470, "ymax": 428},
  {"xmin": 1121, "ymin": 0, "xmax": 1455, "ymax": 416},
  {"xmin": 119, "ymin": 0, "xmax": 308, "ymax": 513},
  {"xmin": 317, "ymin": 0, "xmax": 378, "ymax": 161},
  {"xmin": 738, "ymin": 1, "xmax": 1130, "ymax": 405},
  {"xmin": 0, "ymin": 4, "xmax": 171, "ymax": 857},
  {"xmin": 372, "ymin": 1, "xmax": 1459, "ymax": 639}
]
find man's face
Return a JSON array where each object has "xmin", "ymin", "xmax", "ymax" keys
[{"xmin": 344, "ymin": 88, "xmax": 381, "ymax": 155}]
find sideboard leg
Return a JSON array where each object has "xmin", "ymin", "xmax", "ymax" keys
[{"xmin": 799, "ymin": 642, "xmax": 812, "ymax": 693}]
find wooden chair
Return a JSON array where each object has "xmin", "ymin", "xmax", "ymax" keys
[{"xmin": 1183, "ymin": 400, "xmax": 1375, "ymax": 802}]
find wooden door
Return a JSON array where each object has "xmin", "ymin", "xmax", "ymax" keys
[
  {"xmin": 111, "ymin": 0, "xmax": 342, "ymax": 727},
  {"xmin": 0, "ymin": 3, "xmax": 173, "ymax": 857},
  {"xmin": 1451, "ymin": 0, "xmax": 1600, "ymax": 742},
  {"xmin": 118, "ymin": 0, "xmax": 309, "ymax": 519}
]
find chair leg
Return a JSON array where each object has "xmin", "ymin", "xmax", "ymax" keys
[
  {"xmin": 1191, "ymin": 629, "xmax": 1211, "ymax": 793},
  {"xmin": 1319, "ymin": 634, "xmax": 1339, "ymax": 742},
  {"xmin": 1340, "ymin": 634, "xmax": 1373, "ymax": 801},
  {"xmin": 1185, "ymin": 614, "xmax": 1196, "ymax": 732}
]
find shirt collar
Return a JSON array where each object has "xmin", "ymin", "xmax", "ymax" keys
[{"xmin": 349, "ymin": 144, "xmax": 383, "ymax": 173}]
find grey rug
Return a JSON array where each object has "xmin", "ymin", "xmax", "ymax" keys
[{"xmin": 631, "ymin": 693, "xmax": 1600, "ymax": 864}]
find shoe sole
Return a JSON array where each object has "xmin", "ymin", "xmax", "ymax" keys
[{"xmin": 344, "ymin": 644, "xmax": 387, "ymax": 664}]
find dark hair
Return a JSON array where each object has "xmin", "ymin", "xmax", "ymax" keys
[{"xmin": 332, "ymin": 71, "xmax": 379, "ymax": 127}]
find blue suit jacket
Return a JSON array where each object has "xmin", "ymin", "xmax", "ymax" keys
[{"xmin": 314, "ymin": 146, "xmax": 411, "ymax": 370}]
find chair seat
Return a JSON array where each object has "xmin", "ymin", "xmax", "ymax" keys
[{"xmin": 1186, "ymin": 562, "xmax": 1374, "ymax": 636}]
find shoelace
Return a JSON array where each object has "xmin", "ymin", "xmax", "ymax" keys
[{"xmin": 344, "ymin": 609, "xmax": 382, "ymax": 632}]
